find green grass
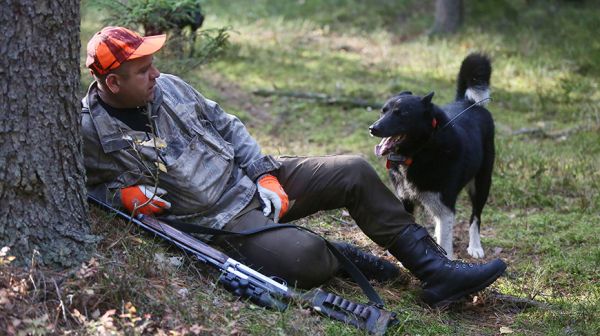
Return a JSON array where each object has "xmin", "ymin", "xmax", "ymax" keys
[{"xmin": 17, "ymin": 0, "xmax": 596, "ymax": 335}]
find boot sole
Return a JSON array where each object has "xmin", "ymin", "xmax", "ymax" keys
[{"xmin": 425, "ymin": 263, "xmax": 507, "ymax": 308}]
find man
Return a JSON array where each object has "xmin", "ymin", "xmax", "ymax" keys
[{"xmin": 82, "ymin": 26, "xmax": 507, "ymax": 307}]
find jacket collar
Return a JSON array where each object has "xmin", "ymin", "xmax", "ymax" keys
[{"xmin": 82, "ymin": 81, "xmax": 163, "ymax": 153}]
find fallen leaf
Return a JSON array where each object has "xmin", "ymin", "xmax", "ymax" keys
[
  {"xmin": 102, "ymin": 309, "xmax": 117, "ymax": 318},
  {"xmin": 0, "ymin": 289, "xmax": 11, "ymax": 305},
  {"xmin": 125, "ymin": 301, "xmax": 137, "ymax": 314},
  {"xmin": 177, "ymin": 288, "xmax": 189, "ymax": 298},
  {"xmin": 72, "ymin": 309, "xmax": 87, "ymax": 324},
  {"xmin": 190, "ymin": 324, "xmax": 212, "ymax": 334},
  {"xmin": 500, "ymin": 326, "xmax": 514, "ymax": 334},
  {"xmin": 0, "ymin": 246, "xmax": 10, "ymax": 256}
]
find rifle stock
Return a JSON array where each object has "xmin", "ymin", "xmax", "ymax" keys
[{"xmin": 88, "ymin": 194, "xmax": 397, "ymax": 335}]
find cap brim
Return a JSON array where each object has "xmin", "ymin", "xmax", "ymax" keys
[{"xmin": 129, "ymin": 34, "xmax": 167, "ymax": 60}]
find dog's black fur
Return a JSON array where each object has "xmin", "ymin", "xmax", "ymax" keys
[{"xmin": 369, "ymin": 53, "xmax": 495, "ymax": 259}]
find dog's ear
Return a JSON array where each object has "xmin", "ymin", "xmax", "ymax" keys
[
  {"xmin": 397, "ymin": 91, "xmax": 412, "ymax": 96},
  {"xmin": 421, "ymin": 92, "xmax": 434, "ymax": 105}
]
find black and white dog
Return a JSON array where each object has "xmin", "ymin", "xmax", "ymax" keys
[{"xmin": 369, "ymin": 53, "xmax": 495, "ymax": 259}]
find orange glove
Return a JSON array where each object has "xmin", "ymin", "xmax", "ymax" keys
[
  {"xmin": 120, "ymin": 185, "xmax": 171, "ymax": 216},
  {"xmin": 257, "ymin": 174, "xmax": 289, "ymax": 223}
]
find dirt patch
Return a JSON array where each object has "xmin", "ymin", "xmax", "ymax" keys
[{"xmin": 200, "ymin": 70, "xmax": 274, "ymax": 125}]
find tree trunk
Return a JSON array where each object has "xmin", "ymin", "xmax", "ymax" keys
[
  {"xmin": 0, "ymin": 0, "xmax": 97, "ymax": 268},
  {"xmin": 431, "ymin": 0, "xmax": 464, "ymax": 34}
]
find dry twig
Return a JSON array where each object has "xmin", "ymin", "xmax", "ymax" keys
[
  {"xmin": 489, "ymin": 291, "xmax": 552, "ymax": 310},
  {"xmin": 253, "ymin": 89, "xmax": 383, "ymax": 109}
]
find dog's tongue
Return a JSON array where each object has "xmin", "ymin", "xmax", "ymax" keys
[{"xmin": 374, "ymin": 137, "xmax": 394, "ymax": 156}]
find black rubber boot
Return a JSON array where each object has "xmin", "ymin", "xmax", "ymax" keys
[
  {"xmin": 333, "ymin": 241, "xmax": 401, "ymax": 282},
  {"xmin": 388, "ymin": 224, "xmax": 506, "ymax": 307}
]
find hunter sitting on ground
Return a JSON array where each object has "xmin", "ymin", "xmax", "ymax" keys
[{"xmin": 81, "ymin": 26, "xmax": 507, "ymax": 307}]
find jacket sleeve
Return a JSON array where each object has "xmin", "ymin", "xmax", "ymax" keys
[{"xmin": 184, "ymin": 80, "xmax": 280, "ymax": 181}]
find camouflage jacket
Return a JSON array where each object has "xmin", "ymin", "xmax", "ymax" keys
[{"xmin": 81, "ymin": 74, "xmax": 279, "ymax": 229}]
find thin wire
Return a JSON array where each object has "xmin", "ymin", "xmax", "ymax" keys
[
  {"xmin": 437, "ymin": 97, "xmax": 493, "ymax": 131},
  {"xmin": 389, "ymin": 96, "xmax": 494, "ymax": 161}
]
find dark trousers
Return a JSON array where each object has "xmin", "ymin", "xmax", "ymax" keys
[{"xmin": 214, "ymin": 155, "xmax": 415, "ymax": 288}]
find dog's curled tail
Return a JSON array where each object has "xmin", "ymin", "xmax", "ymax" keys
[{"xmin": 455, "ymin": 53, "xmax": 492, "ymax": 105}]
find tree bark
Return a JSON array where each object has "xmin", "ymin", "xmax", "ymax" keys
[
  {"xmin": 0, "ymin": 0, "xmax": 97, "ymax": 268},
  {"xmin": 431, "ymin": 0, "xmax": 464, "ymax": 34}
]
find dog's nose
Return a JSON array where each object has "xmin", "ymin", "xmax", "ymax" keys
[{"xmin": 369, "ymin": 125, "xmax": 378, "ymax": 136}]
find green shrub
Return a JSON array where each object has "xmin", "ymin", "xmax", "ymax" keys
[{"xmin": 92, "ymin": 0, "xmax": 230, "ymax": 72}]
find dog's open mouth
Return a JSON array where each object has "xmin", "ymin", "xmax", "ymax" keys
[{"xmin": 374, "ymin": 134, "xmax": 406, "ymax": 156}]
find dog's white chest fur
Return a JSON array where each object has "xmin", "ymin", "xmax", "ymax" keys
[
  {"xmin": 390, "ymin": 168, "xmax": 454, "ymax": 257},
  {"xmin": 390, "ymin": 168, "xmax": 484, "ymax": 259},
  {"xmin": 390, "ymin": 168, "xmax": 421, "ymax": 200}
]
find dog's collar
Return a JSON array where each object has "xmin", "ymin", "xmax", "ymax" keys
[
  {"xmin": 384, "ymin": 118, "xmax": 436, "ymax": 169},
  {"xmin": 386, "ymin": 153, "xmax": 413, "ymax": 169}
]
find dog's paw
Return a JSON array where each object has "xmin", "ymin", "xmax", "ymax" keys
[{"xmin": 467, "ymin": 246, "xmax": 485, "ymax": 258}]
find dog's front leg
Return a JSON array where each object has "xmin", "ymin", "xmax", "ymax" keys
[
  {"xmin": 422, "ymin": 192, "xmax": 455, "ymax": 259},
  {"xmin": 467, "ymin": 219, "xmax": 485, "ymax": 258},
  {"xmin": 435, "ymin": 212, "xmax": 455, "ymax": 260}
]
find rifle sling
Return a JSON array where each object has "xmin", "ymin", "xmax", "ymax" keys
[{"xmin": 159, "ymin": 216, "xmax": 385, "ymax": 307}]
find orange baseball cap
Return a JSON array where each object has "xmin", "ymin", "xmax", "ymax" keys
[{"xmin": 86, "ymin": 26, "xmax": 166, "ymax": 75}]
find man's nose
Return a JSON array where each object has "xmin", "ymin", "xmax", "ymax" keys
[{"xmin": 150, "ymin": 65, "xmax": 161, "ymax": 79}]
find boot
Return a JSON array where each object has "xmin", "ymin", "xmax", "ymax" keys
[
  {"xmin": 333, "ymin": 241, "xmax": 401, "ymax": 282},
  {"xmin": 388, "ymin": 224, "xmax": 506, "ymax": 307}
]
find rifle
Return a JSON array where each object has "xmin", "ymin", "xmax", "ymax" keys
[{"xmin": 88, "ymin": 194, "xmax": 397, "ymax": 335}]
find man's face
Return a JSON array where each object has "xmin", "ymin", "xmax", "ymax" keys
[{"xmin": 113, "ymin": 55, "xmax": 160, "ymax": 107}]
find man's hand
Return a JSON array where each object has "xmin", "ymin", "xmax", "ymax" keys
[
  {"xmin": 120, "ymin": 185, "xmax": 171, "ymax": 216},
  {"xmin": 257, "ymin": 174, "xmax": 289, "ymax": 223}
]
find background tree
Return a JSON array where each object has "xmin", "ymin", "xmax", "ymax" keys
[
  {"xmin": 431, "ymin": 0, "xmax": 464, "ymax": 34},
  {"xmin": 0, "ymin": 0, "xmax": 96, "ymax": 268}
]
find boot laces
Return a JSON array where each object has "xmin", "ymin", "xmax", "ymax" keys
[
  {"xmin": 343, "ymin": 244, "xmax": 386, "ymax": 270},
  {"xmin": 424, "ymin": 235, "xmax": 476, "ymax": 268},
  {"xmin": 448, "ymin": 260, "xmax": 476, "ymax": 268},
  {"xmin": 424, "ymin": 235, "xmax": 448, "ymax": 257}
]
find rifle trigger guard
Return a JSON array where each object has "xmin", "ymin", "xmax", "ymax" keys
[{"xmin": 218, "ymin": 272, "xmax": 288, "ymax": 311}]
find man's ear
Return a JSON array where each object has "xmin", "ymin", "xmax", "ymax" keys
[
  {"xmin": 421, "ymin": 91, "xmax": 434, "ymax": 105},
  {"xmin": 104, "ymin": 73, "xmax": 121, "ymax": 94}
]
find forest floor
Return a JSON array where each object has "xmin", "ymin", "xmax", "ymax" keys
[{"xmin": 1, "ymin": 0, "xmax": 599, "ymax": 335}]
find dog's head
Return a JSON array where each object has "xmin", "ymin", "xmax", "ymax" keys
[{"xmin": 369, "ymin": 91, "xmax": 436, "ymax": 156}]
